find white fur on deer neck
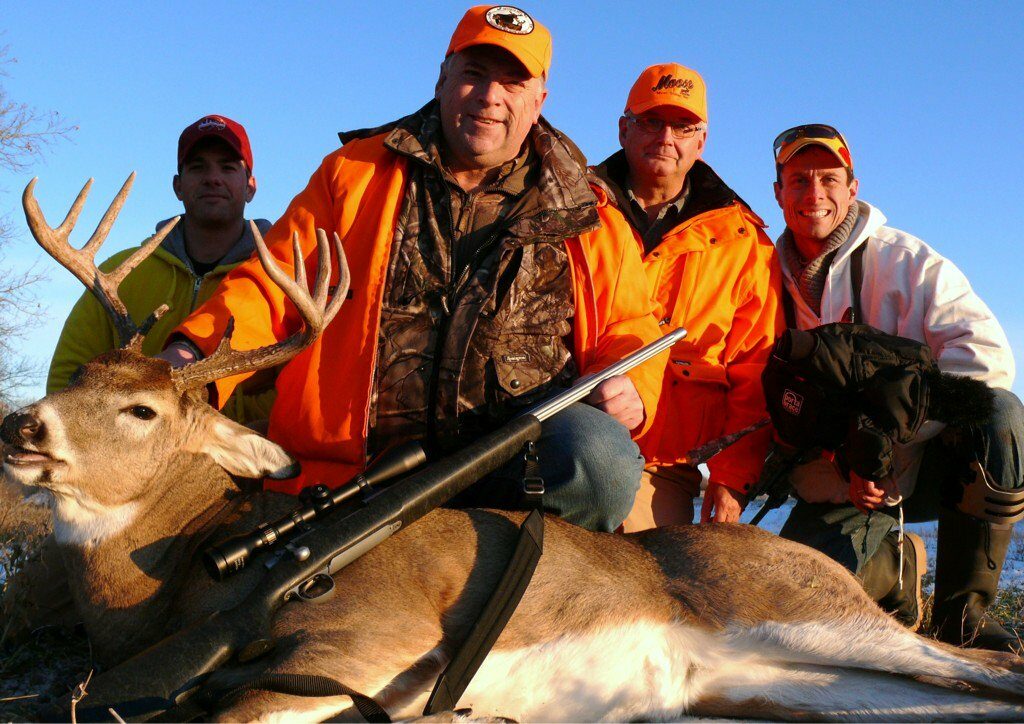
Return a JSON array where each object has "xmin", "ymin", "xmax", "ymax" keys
[{"xmin": 53, "ymin": 494, "xmax": 139, "ymax": 546}]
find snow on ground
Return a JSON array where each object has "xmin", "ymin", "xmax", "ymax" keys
[{"xmin": 726, "ymin": 497, "xmax": 1024, "ymax": 591}]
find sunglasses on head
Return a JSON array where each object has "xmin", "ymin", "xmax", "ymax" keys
[{"xmin": 772, "ymin": 124, "xmax": 850, "ymax": 160}]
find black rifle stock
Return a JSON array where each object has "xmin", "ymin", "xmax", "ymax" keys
[{"xmin": 62, "ymin": 329, "xmax": 685, "ymax": 722}]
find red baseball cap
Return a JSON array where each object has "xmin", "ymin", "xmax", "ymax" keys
[{"xmin": 177, "ymin": 115, "xmax": 253, "ymax": 172}]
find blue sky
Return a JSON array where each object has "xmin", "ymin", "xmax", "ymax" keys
[{"xmin": 1, "ymin": 1, "xmax": 1022, "ymax": 398}]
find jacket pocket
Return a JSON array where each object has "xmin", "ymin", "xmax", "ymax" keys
[{"xmin": 491, "ymin": 314, "xmax": 573, "ymax": 399}]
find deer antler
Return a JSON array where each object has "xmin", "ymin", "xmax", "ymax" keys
[
  {"xmin": 170, "ymin": 222, "xmax": 349, "ymax": 391},
  {"xmin": 23, "ymin": 174, "xmax": 179, "ymax": 349}
]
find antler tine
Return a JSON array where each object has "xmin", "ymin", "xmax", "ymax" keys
[
  {"xmin": 310, "ymin": 229, "xmax": 330, "ymax": 310},
  {"xmin": 291, "ymin": 232, "xmax": 308, "ymax": 291},
  {"xmin": 326, "ymin": 231, "xmax": 350, "ymax": 323},
  {"xmin": 54, "ymin": 177, "xmax": 93, "ymax": 238},
  {"xmin": 171, "ymin": 226, "xmax": 348, "ymax": 392},
  {"xmin": 127, "ymin": 304, "xmax": 171, "ymax": 351},
  {"xmin": 251, "ymin": 224, "xmax": 321, "ymax": 325},
  {"xmin": 82, "ymin": 172, "xmax": 134, "ymax": 257}
]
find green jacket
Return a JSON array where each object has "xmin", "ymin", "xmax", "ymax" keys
[{"xmin": 47, "ymin": 217, "xmax": 277, "ymax": 424}]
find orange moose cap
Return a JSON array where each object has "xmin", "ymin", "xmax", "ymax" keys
[
  {"xmin": 626, "ymin": 63, "xmax": 707, "ymax": 122},
  {"xmin": 446, "ymin": 5, "xmax": 552, "ymax": 79}
]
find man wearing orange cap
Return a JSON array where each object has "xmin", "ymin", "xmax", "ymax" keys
[
  {"xmin": 162, "ymin": 6, "xmax": 663, "ymax": 532},
  {"xmin": 591, "ymin": 63, "xmax": 783, "ymax": 528},
  {"xmin": 770, "ymin": 123, "xmax": 1024, "ymax": 651}
]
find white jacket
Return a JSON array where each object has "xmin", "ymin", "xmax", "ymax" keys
[{"xmin": 779, "ymin": 200, "xmax": 1015, "ymax": 498}]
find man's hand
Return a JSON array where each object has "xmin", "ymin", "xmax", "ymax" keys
[
  {"xmin": 156, "ymin": 341, "xmax": 197, "ymax": 368},
  {"xmin": 583, "ymin": 374, "xmax": 644, "ymax": 430},
  {"xmin": 849, "ymin": 472, "xmax": 886, "ymax": 513},
  {"xmin": 700, "ymin": 481, "xmax": 746, "ymax": 523}
]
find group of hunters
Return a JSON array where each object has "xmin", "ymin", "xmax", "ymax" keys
[{"xmin": 8, "ymin": 5, "xmax": 1024, "ymax": 655}]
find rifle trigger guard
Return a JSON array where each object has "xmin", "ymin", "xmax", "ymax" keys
[{"xmin": 294, "ymin": 573, "xmax": 336, "ymax": 603}]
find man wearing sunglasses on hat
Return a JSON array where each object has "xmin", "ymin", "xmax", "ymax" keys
[
  {"xmin": 771, "ymin": 123, "xmax": 1024, "ymax": 652},
  {"xmin": 591, "ymin": 63, "xmax": 783, "ymax": 529}
]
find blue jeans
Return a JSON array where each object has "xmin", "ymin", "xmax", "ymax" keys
[
  {"xmin": 780, "ymin": 388, "xmax": 1024, "ymax": 573},
  {"xmin": 449, "ymin": 403, "xmax": 644, "ymax": 532}
]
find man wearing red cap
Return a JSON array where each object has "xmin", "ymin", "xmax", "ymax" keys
[
  {"xmin": 48, "ymin": 115, "xmax": 276, "ymax": 425},
  {"xmin": 770, "ymin": 124, "xmax": 1024, "ymax": 651},
  {"xmin": 591, "ymin": 63, "xmax": 783, "ymax": 528},
  {"xmin": 3, "ymin": 116, "xmax": 276, "ymax": 645},
  {"xmin": 164, "ymin": 7, "xmax": 663, "ymax": 532}
]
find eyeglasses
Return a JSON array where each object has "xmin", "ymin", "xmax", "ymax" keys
[
  {"xmin": 624, "ymin": 112, "xmax": 706, "ymax": 139},
  {"xmin": 773, "ymin": 124, "xmax": 851, "ymax": 165}
]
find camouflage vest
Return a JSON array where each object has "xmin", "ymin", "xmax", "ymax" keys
[{"xmin": 360, "ymin": 104, "xmax": 600, "ymax": 454}]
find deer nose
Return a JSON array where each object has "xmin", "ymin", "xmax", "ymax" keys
[{"xmin": 1, "ymin": 411, "xmax": 45, "ymax": 445}]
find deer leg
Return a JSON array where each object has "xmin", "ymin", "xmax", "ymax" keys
[
  {"xmin": 689, "ymin": 659, "xmax": 1024, "ymax": 722},
  {"xmin": 729, "ymin": 616, "xmax": 1024, "ymax": 698}
]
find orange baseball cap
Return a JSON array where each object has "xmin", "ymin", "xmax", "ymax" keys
[
  {"xmin": 446, "ymin": 5, "xmax": 552, "ymax": 79},
  {"xmin": 625, "ymin": 63, "xmax": 707, "ymax": 122}
]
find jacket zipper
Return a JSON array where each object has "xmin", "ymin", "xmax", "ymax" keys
[
  {"xmin": 427, "ymin": 185, "xmax": 511, "ymax": 446},
  {"xmin": 190, "ymin": 273, "xmax": 204, "ymax": 310}
]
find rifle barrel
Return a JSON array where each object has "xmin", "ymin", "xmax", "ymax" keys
[{"xmin": 528, "ymin": 327, "xmax": 685, "ymax": 422}]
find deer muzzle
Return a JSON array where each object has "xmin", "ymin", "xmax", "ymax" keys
[{"xmin": 1, "ymin": 410, "xmax": 47, "ymax": 447}]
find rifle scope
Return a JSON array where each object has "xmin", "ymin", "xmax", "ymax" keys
[{"xmin": 203, "ymin": 440, "xmax": 427, "ymax": 580}]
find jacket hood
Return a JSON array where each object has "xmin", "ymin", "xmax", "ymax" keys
[
  {"xmin": 156, "ymin": 216, "xmax": 273, "ymax": 273},
  {"xmin": 339, "ymin": 101, "xmax": 600, "ymax": 239},
  {"xmin": 590, "ymin": 151, "xmax": 747, "ymax": 226}
]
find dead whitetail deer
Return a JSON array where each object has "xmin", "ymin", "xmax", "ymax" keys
[{"xmin": 4, "ymin": 175, "xmax": 1024, "ymax": 723}]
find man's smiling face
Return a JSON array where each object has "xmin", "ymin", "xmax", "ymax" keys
[
  {"xmin": 775, "ymin": 146, "xmax": 859, "ymax": 258},
  {"xmin": 435, "ymin": 45, "xmax": 546, "ymax": 173}
]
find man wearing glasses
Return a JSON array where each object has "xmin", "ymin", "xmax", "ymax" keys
[
  {"xmin": 771, "ymin": 124, "xmax": 1024, "ymax": 651},
  {"xmin": 591, "ymin": 63, "xmax": 783, "ymax": 529}
]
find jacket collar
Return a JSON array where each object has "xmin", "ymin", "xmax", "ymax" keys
[
  {"xmin": 590, "ymin": 151, "xmax": 743, "ymax": 228},
  {"xmin": 340, "ymin": 101, "xmax": 600, "ymax": 239},
  {"xmin": 776, "ymin": 200, "xmax": 887, "ymax": 283},
  {"xmin": 156, "ymin": 216, "xmax": 272, "ymax": 274}
]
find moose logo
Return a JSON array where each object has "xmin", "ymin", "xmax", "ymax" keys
[
  {"xmin": 651, "ymin": 75, "xmax": 694, "ymax": 97},
  {"xmin": 485, "ymin": 5, "xmax": 535, "ymax": 34},
  {"xmin": 782, "ymin": 388, "xmax": 804, "ymax": 416}
]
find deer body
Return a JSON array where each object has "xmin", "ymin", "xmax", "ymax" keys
[{"xmin": 7, "ymin": 176, "xmax": 1024, "ymax": 721}]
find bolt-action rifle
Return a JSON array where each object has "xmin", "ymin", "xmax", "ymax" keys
[{"xmin": 61, "ymin": 328, "xmax": 685, "ymax": 722}]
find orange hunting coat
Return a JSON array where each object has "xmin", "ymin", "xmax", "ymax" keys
[
  {"xmin": 635, "ymin": 200, "xmax": 783, "ymax": 494},
  {"xmin": 177, "ymin": 133, "xmax": 664, "ymax": 494},
  {"xmin": 592, "ymin": 156, "xmax": 784, "ymax": 495}
]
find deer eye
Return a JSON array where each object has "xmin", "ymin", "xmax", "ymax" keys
[{"xmin": 127, "ymin": 405, "xmax": 157, "ymax": 420}]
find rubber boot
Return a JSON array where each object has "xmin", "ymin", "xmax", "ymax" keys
[
  {"xmin": 932, "ymin": 509, "xmax": 1019, "ymax": 652},
  {"xmin": 858, "ymin": 530, "xmax": 926, "ymax": 631}
]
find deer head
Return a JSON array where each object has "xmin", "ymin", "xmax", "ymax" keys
[{"xmin": 2, "ymin": 174, "xmax": 349, "ymax": 546}]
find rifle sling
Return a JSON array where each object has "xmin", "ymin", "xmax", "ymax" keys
[
  {"xmin": 783, "ymin": 242, "xmax": 865, "ymax": 327},
  {"xmin": 423, "ymin": 443, "xmax": 545, "ymax": 715}
]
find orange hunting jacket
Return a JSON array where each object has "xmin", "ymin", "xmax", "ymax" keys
[
  {"xmin": 592, "ymin": 155, "xmax": 784, "ymax": 495},
  {"xmin": 177, "ymin": 133, "xmax": 664, "ymax": 494}
]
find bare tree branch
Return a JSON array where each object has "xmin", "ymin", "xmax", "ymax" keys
[{"xmin": 0, "ymin": 44, "xmax": 74, "ymax": 407}]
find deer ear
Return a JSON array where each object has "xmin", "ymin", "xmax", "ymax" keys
[{"xmin": 201, "ymin": 417, "xmax": 300, "ymax": 480}]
